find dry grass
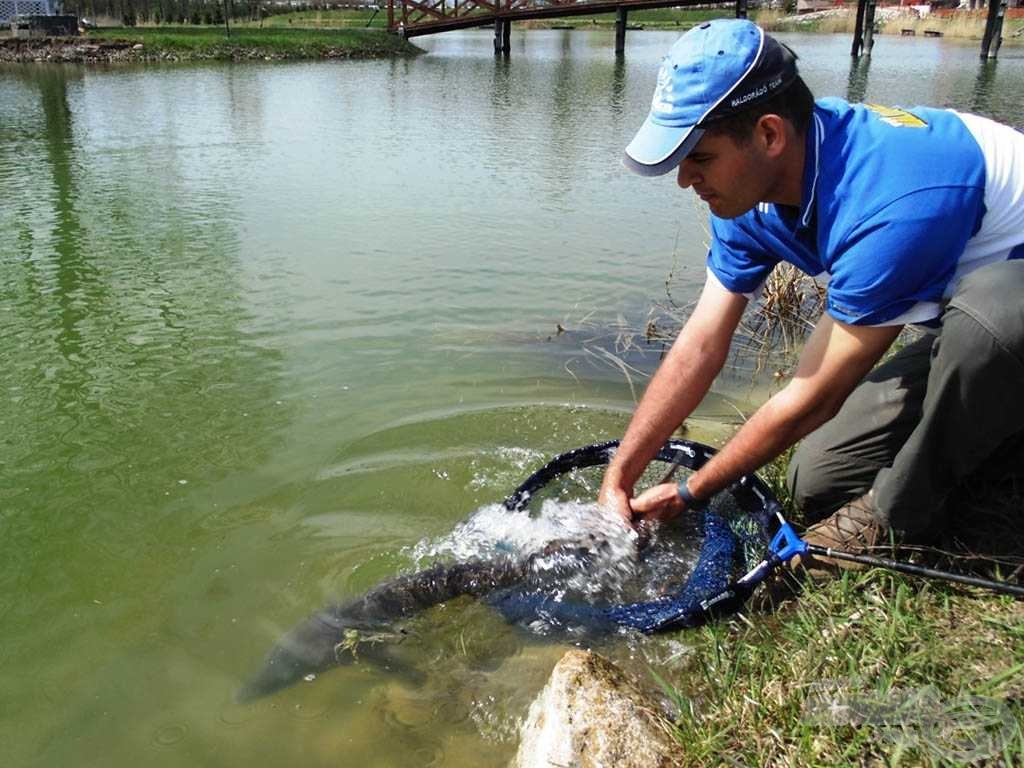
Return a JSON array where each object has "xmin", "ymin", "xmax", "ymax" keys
[
  {"xmin": 562, "ymin": 281, "xmax": 811, "ymax": 389},
  {"xmin": 881, "ymin": 13, "xmax": 987, "ymax": 39},
  {"xmin": 755, "ymin": 8, "xmax": 859, "ymax": 34},
  {"xmin": 736, "ymin": 263, "xmax": 825, "ymax": 372},
  {"xmin": 569, "ymin": 191, "xmax": 825, "ymax": 386},
  {"xmin": 756, "ymin": 8, "xmax": 1024, "ymax": 41}
]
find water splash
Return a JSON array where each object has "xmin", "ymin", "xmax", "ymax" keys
[{"xmin": 407, "ymin": 499, "xmax": 701, "ymax": 610}]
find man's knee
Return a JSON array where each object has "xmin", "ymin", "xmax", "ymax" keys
[
  {"xmin": 787, "ymin": 441, "xmax": 876, "ymax": 522},
  {"xmin": 786, "ymin": 446, "xmax": 828, "ymax": 517}
]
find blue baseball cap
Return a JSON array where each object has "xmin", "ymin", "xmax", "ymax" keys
[{"xmin": 624, "ymin": 20, "xmax": 798, "ymax": 177}]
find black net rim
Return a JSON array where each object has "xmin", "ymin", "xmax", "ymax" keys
[{"xmin": 503, "ymin": 438, "xmax": 779, "ymax": 518}]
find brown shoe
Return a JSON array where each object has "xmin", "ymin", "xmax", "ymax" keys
[{"xmin": 797, "ymin": 492, "xmax": 888, "ymax": 574}]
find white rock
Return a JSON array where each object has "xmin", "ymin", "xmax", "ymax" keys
[{"xmin": 512, "ymin": 650, "xmax": 683, "ymax": 768}]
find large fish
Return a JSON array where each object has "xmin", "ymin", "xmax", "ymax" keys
[{"xmin": 237, "ymin": 539, "xmax": 604, "ymax": 702}]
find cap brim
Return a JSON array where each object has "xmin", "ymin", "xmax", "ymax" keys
[{"xmin": 623, "ymin": 119, "xmax": 704, "ymax": 177}]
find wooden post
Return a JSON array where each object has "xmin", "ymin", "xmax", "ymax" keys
[
  {"xmin": 851, "ymin": 0, "xmax": 867, "ymax": 56},
  {"xmin": 981, "ymin": 0, "xmax": 1007, "ymax": 59},
  {"xmin": 735, "ymin": 0, "xmax": 748, "ymax": 19},
  {"xmin": 846, "ymin": 54, "xmax": 870, "ymax": 103},
  {"xmin": 494, "ymin": 19, "xmax": 510, "ymax": 54},
  {"xmin": 863, "ymin": 0, "xmax": 877, "ymax": 55},
  {"xmin": 615, "ymin": 7, "xmax": 627, "ymax": 55}
]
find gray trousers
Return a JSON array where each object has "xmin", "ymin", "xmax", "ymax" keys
[{"xmin": 787, "ymin": 259, "xmax": 1024, "ymax": 541}]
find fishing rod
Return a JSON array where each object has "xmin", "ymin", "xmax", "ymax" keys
[
  {"xmin": 649, "ymin": 500, "xmax": 1024, "ymax": 633},
  {"xmin": 802, "ymin": 544, "xmax": 1024, "ymax": 597},
  {"xmin": 767, "ymin": 507, "xmax": 1024, "ymax": 599}
]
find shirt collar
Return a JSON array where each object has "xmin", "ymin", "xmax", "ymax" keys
[{"xmin": 797, "ymin": 110, "xmax": 825, "ymax": 230}]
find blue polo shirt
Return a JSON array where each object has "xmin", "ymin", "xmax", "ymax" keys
[{"xmin": 708, "ymin": 98, "xmax": 1024, "ymax": 326}]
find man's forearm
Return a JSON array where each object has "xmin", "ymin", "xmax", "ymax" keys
[
  {"xmin": 605, "ymin": 328, "xmax": 729, "ymax": 492},
  {"xmin": 602, "ymin": 277, "xmax": 748, "ymax": 501},
  {"xmin": 683, "ymin": 381, "xmax": 841, "ymax": 501}
]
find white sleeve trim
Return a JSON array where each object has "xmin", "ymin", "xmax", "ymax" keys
[
  {"xmin": 954, "ymin": 111, "xmax": 1024, "ymax": 276},
  {"xmin": 706, "ymin": 266, "xmax": 766, "ymax": 302}
]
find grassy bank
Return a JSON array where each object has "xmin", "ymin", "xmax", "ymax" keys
[
  {"xmin": 654, "ymin": 571, "xmax": 1024, "ymax": 764},
  {"xmin": 256, "ymin": 8, "xmax": 392, "ymax": 29},
  {"xmin": 73, "ymin": 25, "xmax": 421, "ymax": 61},
  {"xmin": 520, "ymin": 6, "xmax": 1024, "ymax": 39},
  {"xmin": 521, "ymin": 8, "xmax": 733, "ymax": 30}
]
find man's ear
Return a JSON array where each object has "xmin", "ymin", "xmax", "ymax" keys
[{"xmin": 755, "ymin": 114, "xmax": 788, "ymax": 158}]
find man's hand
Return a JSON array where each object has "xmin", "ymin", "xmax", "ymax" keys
[
  {"xmin": 630, "ymin": 482, "xmax": 686, "ymax": 524},
  {"xmin": 598, "ymin": 477, "xmax": 634, "ymax": 528}
]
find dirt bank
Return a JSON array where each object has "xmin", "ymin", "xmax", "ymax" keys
[{"xmin": 0, "ymin": 32, "xmax": 417, "ymax": 64}]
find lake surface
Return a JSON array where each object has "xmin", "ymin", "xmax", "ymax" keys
[{"xmin": 2, "ymin": 28, "xmax": 1023, "ymax": 767}]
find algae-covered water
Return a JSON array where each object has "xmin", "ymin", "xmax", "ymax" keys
[{"xmin": 2, "ymin": 29, "xmax": 1023, "ymax": 767}]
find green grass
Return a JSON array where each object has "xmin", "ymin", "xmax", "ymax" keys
[
  {"xmin": 650, "ymin": 572, "xmax": 1024, "ymax": 765},
  {"xmin": 645, "ymin": 450, "xmax": 1024, "ymax": 765},
  {"xmin": 526, "ymin": 8, "xmax": 734, "ymax": 29},
  {"xmin": 256, "ymin": 9, "xmax": 392, "ymax": 30},
  {"xmin": 84, "ymin": 25, "xmax": 419, "ymax": 58}
]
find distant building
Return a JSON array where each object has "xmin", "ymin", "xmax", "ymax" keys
[
  {"xmin": 796, "ymin": 0, "xmax": 835, "ymax": 11},
  {"xmin": 1, "ymin": 0, "xmax": 56, "ymax": 26}
]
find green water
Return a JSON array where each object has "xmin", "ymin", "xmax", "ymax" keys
[{"xmin": 2, "ymin": 29, "xmax": 1023, "ymax": 767}]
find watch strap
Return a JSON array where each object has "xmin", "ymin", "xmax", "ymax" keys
[{"xmin": 677, "ymin": 480, "xmax": 709, "ymax": 511}]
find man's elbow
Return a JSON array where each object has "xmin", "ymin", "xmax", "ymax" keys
[
  {"xmin": 673, "ymin": 323, "xmax": 732, "ymax": 370},
  {"xmin": 776, "ymin": 379, "xmax": 850, "ymax": 434}
]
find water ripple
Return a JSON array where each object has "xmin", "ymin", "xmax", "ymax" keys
[{"xmin": 150, "ymin": 721, "xmax": 189, "ymax": 749}]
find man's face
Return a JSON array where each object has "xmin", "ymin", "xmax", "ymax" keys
[{"xmin": 676, "ymin": 130, "xmax": 775, "ymax": 219}]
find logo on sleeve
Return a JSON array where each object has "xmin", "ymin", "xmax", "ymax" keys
[{"xmin": 864, "ymin": 104, "xmax": 928, "ymax": 128}]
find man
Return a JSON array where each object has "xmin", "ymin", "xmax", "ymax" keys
[{"xmin": 598, "ymin": 19, "xmax": 1024, "ymax": 571}]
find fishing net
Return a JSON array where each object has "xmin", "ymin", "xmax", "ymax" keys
[{"xmin": 486, "ymin": 439, "xmax": 779, "ymax": 634}]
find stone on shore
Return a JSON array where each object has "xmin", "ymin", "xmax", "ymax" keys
[{"xmin": 512, "ymin": 649, "xmax": 683, "ymax": 768}]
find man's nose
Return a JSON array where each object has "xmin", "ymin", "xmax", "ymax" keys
[{"xmin": 676, "ymin": 160, "xmax": 699, "ymax": 189}]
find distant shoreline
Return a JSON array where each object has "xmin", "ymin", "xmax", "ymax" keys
[
  {"xmin": 0, "ymin": 27, "xmax": 421, "ymax": 64},
  {"xmin": 526, "ymin": 8, "xmax": 1023, "ymax": 42},
  {"xmin": 2, "ymin": 9, "xmax": 1020, "ymax": 65}
]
